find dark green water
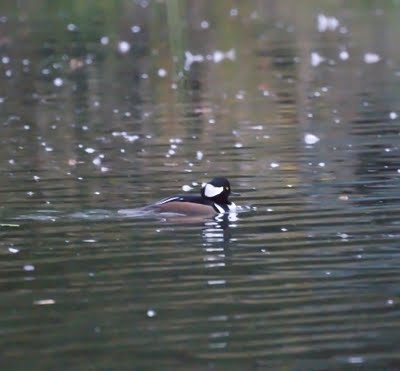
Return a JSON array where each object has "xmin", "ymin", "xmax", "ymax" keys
[{"xmin": 1, "ymin": 1, "xmax": 400, "ymax": 370}]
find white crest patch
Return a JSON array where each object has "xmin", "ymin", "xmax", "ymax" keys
[{"xmin": 204, "ymin": 184, "xmax": 224, "ymax": 198}]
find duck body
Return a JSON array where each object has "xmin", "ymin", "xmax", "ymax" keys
[{"xmin": 144, "ymin": 177, "xmax": 238, "ymax": 217}]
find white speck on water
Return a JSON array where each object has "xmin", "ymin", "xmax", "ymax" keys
[
  {"xmin": 131, "ymin": 25, "xmax": 141, "ymax": 33},
  {"xmin": 196, "ymin": 151, "xmax": 204, "ymax": 160},
  {"xmin": 364, "ymin": 52, "xmax": 380, "ymax": 64},
  {"xmin": 33, "ymin": 175, "xmax": 40, "ymax": 181},
  {"xmin": 208, "ymin": 280, "xmax": 226, "ymax": 285},
  {"xmin": 387, "ymin": 299, "xmax": 394, "ymax": 305},
  {"xmin": 118, "ymin": 41, "xmax": 131, "ymax": 54},
  {"xmin": 85, "ymin": 147, "xmax": 95, "ymax": 154},
  {"xmin": 311, "ymin": 52, "xmax": 324, "ymax": 66},
  {"xmin": 251, "ymin": 125, "xmax": 263, "ymax": 130},
  {"xmin": 94, "ymin": 191, "xmax": 100, "ymax": 195},
  {"xmin": 0, "ymin": 97, "xmax": 4, "ymax": 103},
  {"xmin": 339, "ymin": 233, "xmax": 349, "ymax": 239},
  {"xmin": 83, "ymin": 239, "xmax": 96, "ymax": 243},
  {"xmin": 182, "ymin": 185, "xmax": 193, "ymax": 192},
  {"xmin": 201, "ymin": 20, "xmax": 209, "ymax": 29},
  {"xmin": 230, "ymin": 8, "xmax": 238, "ymax": 16},
  {"xmin": 45, "ymin": 147, "xmax": 53, "ymax": 152},
  {"xmin": 235, "ymin": 143, "xmax": 243, "ymax": 148},
  {"xmin": 9, "ymin": 159, "xmax": 15, "ymax": 165},
  {"xmin": 34, "ymin": 299, "xmax": 55, "ymax": 305},
  {"xmin": 2, "ymin": 56, "xmax": 10, "ymax": 64},
  {"xmin": 317, "ymin": 14, "xmax": 339, "ymax": 32},
  {"xmin": 171, "ymin": 83, "xmax": 177, "ymax": 89},
  {"xmin": 146, "ymin": 309, "xmax": 156, "ymax": 318},
  {"xmin": 100, "ymin": 167, "xmax": 109, "ymax": 172},
  {"xmin": 339, "ymin": 50, "xmax": 349, "ymax": 60},
  {"xmin": 318, "ymin": 162, "xmax": 325, "ymax": 167},
  {"xmin": 389, "ymin": 112, "xmax": 398, "ymax": 120},
  {"xmin": 23, "ymin": 264, "xmax": 35, "ymax": 272},
  {"xmin": 141, "ymin": 73, "xmax": 148, "ymax": 79},
  {"xmin": 304, "ymin": 133, "xmax": 320, "ymax": 144},
  {"xmin": 168, "ymin": 149, "xmax": 175, "ymax": 155},
  {"xmin": 8, "ymin": 247, "xmax": 19, "ymax": 254},
  {"xmin": 270, "ymin": 162, "xmax": 279, "ymax": 168},
  {"xmin": 67, "ymin": 23, "xmax": 77, "ymax": 31},
  {"xmin": 267, "ymin": 208, "xmax": 273, "ymax": 212},
  {"xmin": 53, "ymin": 77, "xmax": 63, "ymax": 87},
  {"xmin": 213, "ymin": 50, "xmax": 225, "ymax": 63},
  {"xmin": 348, "ymin": 356, "xmax": 364, "ymax": 364},
  {"xmin": 100, "ymin": 36, "xmax": 109, "ymax": 45},
  {"xmin": 281, "ymin": 228, "xmax": 288, "ymax": 232},
  {"xmin": 158, "ymin": 68, "xmax": 167, "ymax": 77},
  {"xmin": 93, "ymin": 156, "xmax": 102, "ymax": 166},
  {"xmin": 24, "ymin": 124, "xmax": 30, "ymax": 130},
  {"xmin": 287, "ymin": 184, "xmax": 293, "ymax": 188},
  {"xmin": 209, "ymin": 118, "xmax": 215, "ymax": 124},
  {"xmin": 325, "ymin": 271, "xmax": 331, "ymax": 276}
]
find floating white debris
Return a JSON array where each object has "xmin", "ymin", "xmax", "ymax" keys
[
  {"xmin": 304, "ymin": 133, "xmax": 320, "ymax": 144},
  {"xmin": 33, "ymin": 175, "xmax": 40, "ymax": 181},
  {"xmin": 67, "ymin": 23, "xmax": 77, "ymax": 31},
  {"xmin": 146, "ymin": 309, "xmax": 156, "ymax": 318},
  {"xmin": 92, "ymin": 156, "xmax": 102, "ymax": 166},
  {"xmin": 235, "ymin": 143, "xmax": 243, "ymax": 148},
  {"xmin": 389, "ymin": 112, "xmax": 398, "ymax": 120},
  {"xmin": 311, "ymin": 52, "xmax": 324, "ymax": 66},
  {"xmin": 318, "ymin": 162, "xmax": 325, "ymax": 167},
  {"xmin": 131, "ymin": 25, "xmax": 141, "ymax": 33},
  {"xmin": 2, "ymin": 56, "xmax": 10, "ymax": 64},
  {"xmin": 339, "ymin": 50, "xmax": 349, "ymax": 60},
  {"xmin": 100, "ymin": 36, "xmax": 109, "ymax": 45},
  {"xmin": 364, "ymin": 52, "xmax": 380, "ymax": 64},
  {"xmin": 201, "ymin": 20, "xmax": 209, "ymax": 29},
  {"xmin": 53, "ymin": 77, "xmax": 63, "ymax": 87},
  {"xmin": 23, "ymin": 264, "xmax": 35, "ymax": 272},
  {"xmin": 85, "ymin": 147, "xmax": 95, "ymax": 154},
  {"xmin": 387, "ymin": 299, "xmax": 394, "ymax": 305},
  {"xmin": 182, "ymin": 185, "xmax": 193, "ymax": 192},
  {"xmin": 317, "ymin": 14, "xmax": 339, "ymax": 32},
  {"xmin": 118, "ymin": 41, "xmax": 131, "ymax": 54},
  {"xmin": 8, "ymin": 247, "xmax": 19, "ymax": 254},
  {"xmin": 196, "ymin": 151, "xmax": 204, "ymax": 160},
  {"xmin": 348, "ymin": 356, "xmax": 364, "ymax": 364},
  {"xmin": 158, "ymin": 68, "xmax": 167, "ymax": 77},
  {"xmin": 270, "ymin": 162, "xmax": 280, "ymax": 168},
  {"xmin": 34, "ymin": 299, "xmax": 55, "ymax": 305},
  {"xmin": 184, "ymin": 51, "xmax": 205, "ymax": 70}
]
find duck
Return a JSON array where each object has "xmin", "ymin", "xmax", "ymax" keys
[{"xmin": 144, "ymin": 177, "xmax": 238, "ymax": 216}]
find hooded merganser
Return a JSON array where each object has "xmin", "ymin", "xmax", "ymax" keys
[{"xmin": 144, "ymin": 177, "xmax": 238, "ymax": 216}]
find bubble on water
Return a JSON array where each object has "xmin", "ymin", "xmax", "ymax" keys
[
  {"xmin": 158, "ymin": 68, "xmax": 167, "ymax": 77},
  {"xmin": 201, "ymin": 20, "xmax": 209, "ymax": 29},
  {"xmin": 118, "ymin": 41, "xmax": 131, "ymax": 54},
  {"xmin": 235, "ymin": 143, "xmax": 243, "ymax": 148},
  {"xmin": 311, "ymin": 52, "xmax": 324, "ymax": 66},
  {"xmin": 364, "ymin": 52, "xmax": 380, "ymax": 64},
  {"xmin": 2, "ymin": 56, "xmax": 10, "ymax": 64},
  {"xmin": 230, "ymin": 8, "xmax": 238, "ymax": 16},
  {"xmin": 23, "ymin": 264, "xmax": 35, "ymax": 272},
  {"xmin": 317, "ymin": 14, "xmax": 339, "ymax": 32},
  {"xmin": 389, "ymin": 112, "xmax": 398, "ymax": 120},
  {"xmin": 93, "ymin": 156, "xmax": 102, "ymax": 166},
  {"xmin": 146, "ymin": 309, "xmax": 156, "ymax": 318},
  {"xmin": 85, "ymin": 147, "xmax": 95, "ymax": 154},
  {"xmin": 196, "ymin": 151, "xmax": 204, "ymax": 160},
  {"xmin": 304, "ymin": 133, "xmax": 320, "ymax": 144},
  {"xmin": 33, "ymin": 175, "xmax": 40, "ymax": 181},
  {"xmin": 67, "ymin": 23, "xmax": 77, "ymax": 31},
  {"xmin": 270, "ymin": 162, "xmax": 279, "ymax": 168},
  {"xmin": 387, "ymin": 299, "xmax": 394, "ymax": 305},
  {"xmin": 318, "ymin": 162, "xmax": 325, "ymax": 167},
  {"xmin": 100, "ymin": 36, "xmax": 109, "ymax": 45},
  {"xmin": 8, "ymin": 247, "xmax": 19, "ymax": 254},
  {"xmin": 53, "ymin": 77, "xmax": 63, "ymax": 87},
  {"xmin": 131, "ymin": 25, "xmax": 141, "ymax": 33},
  {"xmin": 339, "ymin": 50, "xmax": 349, "ymax": 60}
]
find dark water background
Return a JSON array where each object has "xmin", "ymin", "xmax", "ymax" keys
[{"xmin": 1, "ymin": 1, "xmax": 400, "ymax": 370}]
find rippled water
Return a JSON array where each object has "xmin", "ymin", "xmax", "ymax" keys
[{"xmin": 1, "ymin": 2, "xmax": 400, "ymax": 370}]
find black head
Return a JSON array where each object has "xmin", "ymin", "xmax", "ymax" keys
[{"xmin": 201, "ymin": 177, "xmax": 234, "ymax": 203}]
